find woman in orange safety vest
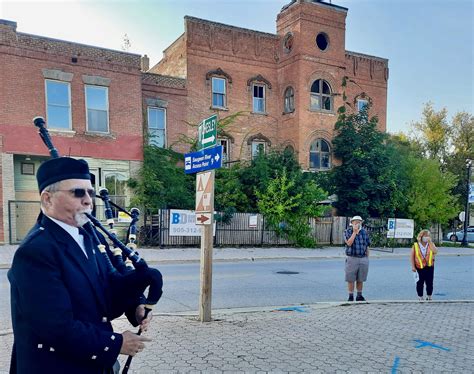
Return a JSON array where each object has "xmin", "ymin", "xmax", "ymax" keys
[{"xmin": 410, "ymin": 229, "xmax": 438, "ymax": 301}]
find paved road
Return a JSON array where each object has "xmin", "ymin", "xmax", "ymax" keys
[
  {"xmin": 1, "ymin": 256, "xmax": 473, "ymax": 329},
  {"xmin": 1, "ymin": 254, "xmax": 473, "ymax": 373},
  {"xmin": 155, "ymin": 256, "xmax": 474, "ymax": 313}
]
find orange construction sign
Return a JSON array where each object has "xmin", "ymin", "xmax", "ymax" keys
[{"xmin": 195, "ymin": 171, "xmax": 213, "ymax": 213}]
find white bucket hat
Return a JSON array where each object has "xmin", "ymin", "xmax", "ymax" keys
[{"xmin": 350, "ymin": 215, "xmax": 363, "ymax": 222}]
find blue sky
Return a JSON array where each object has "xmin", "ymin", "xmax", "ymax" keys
[{"xmin": 1, "ymin": 0, "xmax": 472, "ymax": 134}]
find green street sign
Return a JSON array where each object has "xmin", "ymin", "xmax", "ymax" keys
[{"xmin": 198, "ymin": 115, "xmax": 217, "ymax": 150}]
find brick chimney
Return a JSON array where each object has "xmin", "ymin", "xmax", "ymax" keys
[
  {"xmin": 141, "ymin": 54, "xmax": 150, "ymax": 72},
  {"xmin": 0, "ymin": 19, "xmax": 18, "ymax": 45}
]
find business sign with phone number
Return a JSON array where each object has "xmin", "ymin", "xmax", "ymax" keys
[{"xmin": 386, "ymin": 218, "xmax": 414, "ymax": 239}]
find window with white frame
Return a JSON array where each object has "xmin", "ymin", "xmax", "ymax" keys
[
  {"xmin": 284, "ymin": 86, "xmax": 295, "ymax": 113},
  {"xmin": 104, "ymin": 171, "xmax": 127, "ymax": 218},
  {"xmin": 309, "ymin": 138, "xmax": 331, "ymax": 170},
  {"xmin": 85, "ymin": 85, "xmax": 109, "ymax": 133},
  {"xmin": 147, "ymin": 107, "xmax": 166, "ymax": 148},
  {"xmin": 212, "ymin": 77, "xmax": 226, "ymax": 108},
  {"xmin": 310, "ymin": 79, "xmax": 332, "ymax": 111},
  {"xmin": 45, "ymin": 80, "xmax": 71, "ymax": 130},
  {"xmin": 218, "ymin": 138, "xmax": 230, "ymax": 167},
  {"xmin": 357, "ymin": 99, "xmax": 368, "ymax": 112},
  {"xmin": 253, "ymin": 84, "xmax": 265, "ymax": 113},
  {"xmin": 251, "ymin": 140, "xmax": 266, "ymax": 159}
]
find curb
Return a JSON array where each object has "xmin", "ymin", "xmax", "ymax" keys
[
  {"xmin": 126, "ymin": 299, "xmax": 474, "ymax": 318},
  {"xmin": 3, "ymin": 300, "xmax": 472, "ymax": 336},
  {"xmin": 0, "ymin": 252, "xmax": 472, "ymax": 270}
]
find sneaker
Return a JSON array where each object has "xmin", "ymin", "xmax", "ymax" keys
[
  {"xmin": 356, "ymin": 295, "xmax": 366, "ymax": 302},
  {"xmin": 426, "ymin": 296, "xmax": 432, "ymax": 301},
  {"xmin": 418, "ymin": 296, "xmax": 424, "ymax": 301},
  {"xmin": 347, "ymin": 295, "xmax": 354, "ymax": 302}
]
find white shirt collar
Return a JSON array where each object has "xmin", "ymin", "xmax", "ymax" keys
[
  {"xmin": 46, "ymin": 215, "xmax": 88, "ymax": 258},
  {"xmin": 419, "ymin": 241, "xmax": 428, "ymax": 256}
]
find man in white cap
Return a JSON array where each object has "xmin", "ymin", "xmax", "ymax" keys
[{"xmin": 344, "ymin": 215, "xmax": 371, "ymax": 301}]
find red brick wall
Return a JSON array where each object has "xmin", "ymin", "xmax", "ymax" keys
[
  {"xmin": 142, "ymin": 75, "xmax": 188, "ymax": 154},
  {"xmin": 183, "ymin": 17, "xmax": 281, "ymax": 161},
  {"xmin": 0, "ymin": 135, "xmax": 3, "ymax": 242},
  {"xmin": 0, "ymin": 22, "xmax": 144, "ymax": 161},
  {"xmin": 166, "ymin": 1, "xmax": 389, "ymax": 168},
  {"xmin": 149, "ymin": 34, "xmax": 187, "ymax": 79}
]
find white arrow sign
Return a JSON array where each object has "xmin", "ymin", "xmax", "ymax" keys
[{"xmin": 202, "ymin": 134, "xmax": 215, "ymax": 145}]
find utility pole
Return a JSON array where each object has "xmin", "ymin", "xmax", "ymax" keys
[{"xmin": 461, "ymin": 159, "xmax": 472, "ymax": 247}]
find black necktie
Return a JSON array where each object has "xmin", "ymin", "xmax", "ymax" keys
[{"xmin": 79, "ymin": 227, "xmax": 99, "ymax": 274}]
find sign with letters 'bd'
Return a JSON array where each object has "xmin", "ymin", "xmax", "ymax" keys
[{"xmin": 387, "ymin": 218, "xmax": 414, "ymax": 239}]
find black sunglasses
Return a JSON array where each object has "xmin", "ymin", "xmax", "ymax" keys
[{"xmin": 57, "ymin": 188, "xmax": 96, "ymax": 198}]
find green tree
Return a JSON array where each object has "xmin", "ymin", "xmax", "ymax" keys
[
  {"xmin": 411, "ymin": 102, "xmax": 450, "ymax": 164},
  {"xmin": 256, "ymin": 168, "xmax": 328, "ymax": 247},
  {"xmin": 405, "ymin": 157, "xmax": 459, "ymax": 228},
  {"xmin": 236, "ymin": 148, "xmax": 302, "ymax": 211},
  {"xmin": 214, "ymin": 165, "xmax": 249, "ymax": 221},
  {"xmin": 445, "ymin": 111, "xmax": 474, "ymax": 205},
  {"xmin": 128, "ymin": 145, "xmax": 194, "ymax": 210},
  {"xmin": 331, "ymin": 107, "xmax": 403, "ymax": 218}
]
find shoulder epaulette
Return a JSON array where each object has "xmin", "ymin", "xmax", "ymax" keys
[{"xmin": 20, "ymin": 226, "xmax": 46, "ymax": 245}]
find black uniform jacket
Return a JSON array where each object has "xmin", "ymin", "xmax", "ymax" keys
[{"xmin": 8, "ymin": 215, "xmax": 140, "ymax": 374}]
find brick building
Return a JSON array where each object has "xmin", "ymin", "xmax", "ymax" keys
[
  {"xmin": 148, "ymin": 0, "xmax": 388, "ymax": 169},
  {"xmin": 0, "ymin": 0, "xmax": 388, "ymax": 244},
  {"xmin": 0, "ymin": 19, "xmax": 146, "ymax": 243}
]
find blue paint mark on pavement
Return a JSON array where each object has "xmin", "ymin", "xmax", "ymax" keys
[
  {"xmin": 414, "ymin": 340, "xmax": 450, "ymax": 351},
  {"xmin": 276, "ymin": 306, "xmax": 310, "ymax": 313},
  {"xmin": 391, "ymin": 356, "xmax": 400, "ymax": 374}
]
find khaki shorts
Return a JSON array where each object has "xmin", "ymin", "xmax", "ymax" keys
[{"xmin": 345, "ymin": 256, "xmax": 369, "ymax": 282}]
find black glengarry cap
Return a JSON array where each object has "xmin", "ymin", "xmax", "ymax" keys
[{"xmin": 37, "ymin": 157, "xmax": 91, "ymax": 193}]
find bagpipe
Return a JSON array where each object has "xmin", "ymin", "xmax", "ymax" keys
[{"xmin": 33, "ymin": 117, "xmax": 162, "ymax": 373}]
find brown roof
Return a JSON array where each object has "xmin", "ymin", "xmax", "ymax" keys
[{"xmin": 142, "ymin": 73, "xmax": 186, "ymax": 89}]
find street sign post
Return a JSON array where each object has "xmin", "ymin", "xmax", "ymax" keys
[
  {"xmin": 185, "ymin": 115, "xmax": 222, "ymax": 322},
  {"xmin": 198, "ymin": 114, "xmax": 217, "ymax": 150},
  {"xmin": 196, "ymin": 169, "xmax": 215, "ymax": 322},
  {"xmin": 184, "ymin": 146, "xmax": 222, "ymax": 174},
  {"xmin": 195, "ymin": 213, "xmax": 212, "ymax": 225}
]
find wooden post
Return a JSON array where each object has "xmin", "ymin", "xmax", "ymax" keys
[{"xmin": 199, "ymin": 170, "xmax": 215, "ymax": 322}]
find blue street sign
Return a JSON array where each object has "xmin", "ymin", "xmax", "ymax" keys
[{"xmin": 184, "ymin": 145, "xmax": 223, "ymax": 174}]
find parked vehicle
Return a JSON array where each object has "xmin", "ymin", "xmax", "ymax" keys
[{"xmin": 446, "ymin": 226, "xmax": 474, "ymax": 243}]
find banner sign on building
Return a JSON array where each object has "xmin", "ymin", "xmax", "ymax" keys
[
  {"xmin": 469, "ymin": 183, "xmax": 474, "ymax": 203},
  {"xmin": 169, "ymin": 209, "xmax": 215, "ymax": 236},
  {"xmin": 387, "ymin": 218, "xmax": 415, "ymax": 239}
]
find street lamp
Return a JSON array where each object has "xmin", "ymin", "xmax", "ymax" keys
[{"xmin": 461, "ymin": 159, "xmax": 472, "ymax": 247}]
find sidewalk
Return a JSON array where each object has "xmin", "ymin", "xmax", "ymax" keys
[
  {"xmin": 1, "ymin": 244, "xmax": 472, "ymax": 373},
  {"xmin": 1, "ymin": 244, "xmax": 472, "ymax": 268},
  {"xmin": 2, "ymin": 301, "xmax": 471, "ymax": 373}
]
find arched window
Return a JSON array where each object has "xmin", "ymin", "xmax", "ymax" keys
[
  {"xmin": 251, "ymin": 141, "xmax": 266, "ymax": 159},
  {"xmin": 247, "ymin": 133, "xmax": 271, "ymax": 159},
  {"xmin": 284, "ymin": 87, "xmax": 295, "ymax": 113},
  {"xmin": 309, "ymin": 139, "xmax": 331, "ymax": 170},
  {"xmin": 310, "ymin": 79, "xmax": 332, "ymax": 112},
  {"xmin": 218, "ymin": 138, "xmax": 230, "ymax": 167}
]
